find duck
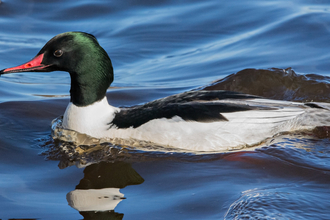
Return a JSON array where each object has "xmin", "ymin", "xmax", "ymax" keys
[{"xmin": 1, "ymin": 31, "xmax": 330, "ymax": 152}]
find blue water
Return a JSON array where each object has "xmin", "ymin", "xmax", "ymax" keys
[{"xmin": 0, "ymin": 0, "xmax": 330, "ymax": 219}]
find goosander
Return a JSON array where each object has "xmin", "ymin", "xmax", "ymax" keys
[{"xmin": 1, "ymin": 32, "xmax": 330, "ymax": 152}]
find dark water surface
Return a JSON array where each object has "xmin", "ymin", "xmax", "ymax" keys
[{"xmin": 1, "ymin": 0, "xmax": 330, "ymax": 219}]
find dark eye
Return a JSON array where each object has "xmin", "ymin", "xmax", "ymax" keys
[{"xmin": 54, "ymin": 49, "xmax": 63, "ymax": 57}]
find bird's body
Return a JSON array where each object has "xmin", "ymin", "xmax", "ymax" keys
[
  {"xmin": 64, "ymin": 89, "xmax": 330, "ymax": 151},
  {"xmin": 1, "ymin": 31, "xmax": 330, "ymax": 151}
]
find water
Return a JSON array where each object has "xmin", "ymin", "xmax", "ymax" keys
[{"xmin": 0, "ymin": 0, "xmax": 330, "ymax": 219}]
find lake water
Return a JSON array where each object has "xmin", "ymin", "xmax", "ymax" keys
[{"xmin": 0, "ymin": 0, "xmax": 330, "ymax": 219}]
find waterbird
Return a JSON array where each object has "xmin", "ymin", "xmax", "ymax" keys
[{"xmin": 1, "ymin": 31, "xmax": 330, "ymax": 151}]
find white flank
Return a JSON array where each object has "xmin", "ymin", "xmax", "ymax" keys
[{"xmin": 62, "ymin": 97, "xmax": 330, "ymax": 152}]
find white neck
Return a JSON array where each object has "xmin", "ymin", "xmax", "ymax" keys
[{"xmin": 62, "ymin": 96, "xmax": 119, "ymax": 137}]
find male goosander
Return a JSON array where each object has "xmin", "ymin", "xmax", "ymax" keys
[{"xmin": 1, "ymin": 32, "xmax": 330, "ymax": 151}]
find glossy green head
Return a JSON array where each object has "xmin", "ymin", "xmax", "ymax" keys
[{"xmin": 0, "ymin": 32, "xmax": 114, "ymax": 106}]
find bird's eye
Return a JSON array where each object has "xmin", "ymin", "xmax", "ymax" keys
[{"xmin": 54, "ymin": 49, "xmax": 63, "ymax": 57}]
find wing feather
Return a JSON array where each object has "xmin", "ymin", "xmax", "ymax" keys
[{"xmin": 110, "ymin": 91, "xmax": 274, "ymax": 129}]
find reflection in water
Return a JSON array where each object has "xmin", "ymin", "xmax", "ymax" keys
[
  {"xmin": 67, "ymin": 188, "xmax": 124, "ymax": 212},
  {"xmin": 79, "ymin": 211, "xmax": 124, "ymax": 220},
  {"xmin": 66, "ymin": 161, "xmax": 144, "ymax": 219},
  {"xmin": 42, "ymin": 137, "xmax": 147, "ymax": 219}
]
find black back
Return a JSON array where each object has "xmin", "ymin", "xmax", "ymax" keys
[{"xmin": 110, "ymin": 90, "xmax": 266, "ymax": 129}]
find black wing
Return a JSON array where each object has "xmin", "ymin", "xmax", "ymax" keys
[{"xmin": 110, "ymin": 90, "xmax": 263, "ymax": 129}]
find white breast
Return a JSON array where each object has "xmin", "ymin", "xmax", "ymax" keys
[{"xmin": 62, "ymin": 97, "xmax": 119, "ymax": 137}]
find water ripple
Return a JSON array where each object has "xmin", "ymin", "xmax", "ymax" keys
[{"xmin": 224, "ymin": 184, "xmax": 330, "ymax": 220}]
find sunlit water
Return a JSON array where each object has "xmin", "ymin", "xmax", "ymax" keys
[{"xmin": 0, "ymin": 0, "xmax": 330, "ymax": 219}]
